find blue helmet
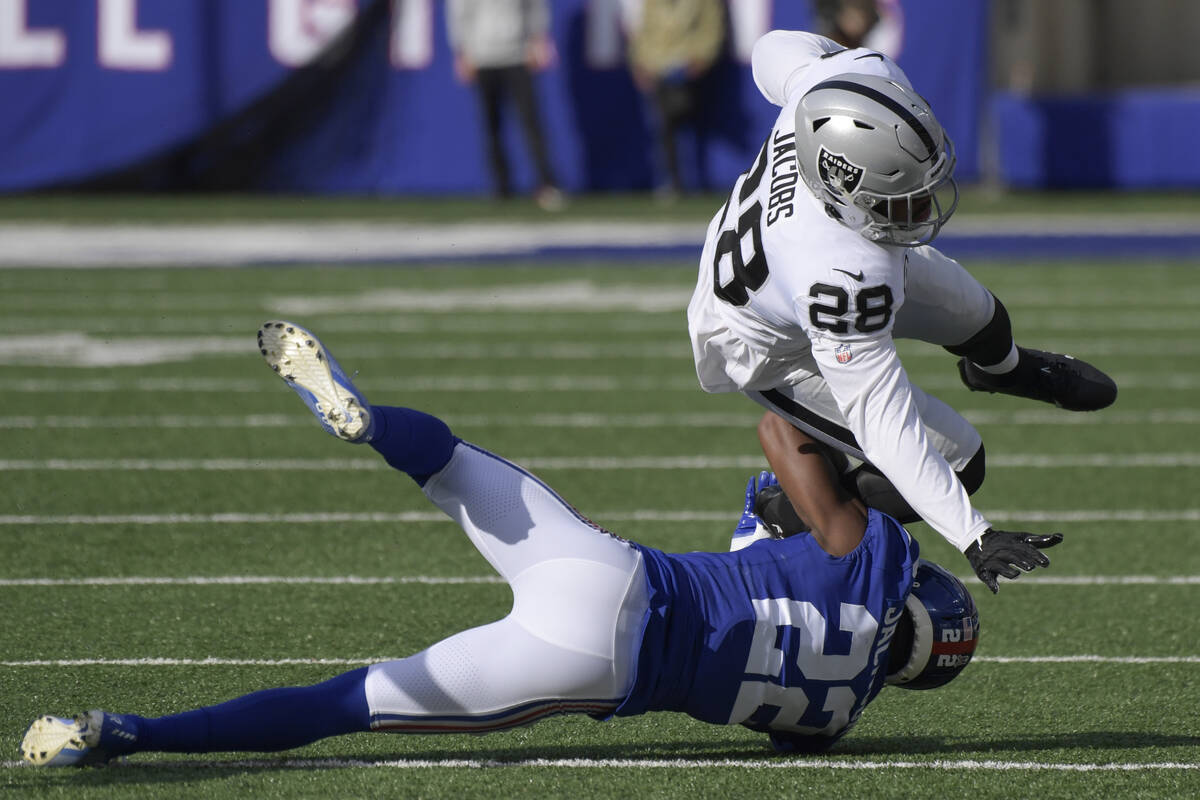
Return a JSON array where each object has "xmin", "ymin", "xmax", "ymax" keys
[{"xmin": 886, "ymin": 559, "xmax": 980, "ymax": 690}]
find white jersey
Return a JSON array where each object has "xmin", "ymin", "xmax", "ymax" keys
[{"xmin": 687, "ymin": 31, "xmax": 990, "ymax": 552}]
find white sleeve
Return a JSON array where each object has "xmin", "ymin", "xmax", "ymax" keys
[
  {"xmin": 810, "ymin": 334, "xmax": 992, "ymax": 552},
  {"xmin": 751, "ymin": 30, "xmax": 846, "ymax": 107}
]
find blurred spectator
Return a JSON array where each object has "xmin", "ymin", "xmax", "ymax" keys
[
  {"xmin": 624, "ymin": 0, "xmax": 726, "ymax": 200},
  {"xmin": 447, "ymin": 0, "xmax": 566, "ymax": 210}
]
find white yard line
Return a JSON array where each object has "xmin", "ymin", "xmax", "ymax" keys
[
  {"xmin": 3, "ymin": 656, "xmax": 1196, "ymax": 668},
  {"xmin": 990, "ymin": 454, "xmax": 1200, "ymax": 467},
  {"xmin": 1, "ymin": 373, "xmax": 1198, "ymax": 394},
  {"xmin": 976, "ymin": 656, "xmax": 1200, "ymax": 664},
  {"xmin": 0, "ymin": 413, "xmax": 760, "ymax": 430},
  {"xmin": 2, "ymin": 575, "xmax": 1197, "ymax": 588},
  {"xmin": 2, "ymin": 334, "xmax": 1198, "ymax": 366},
  {"xmin": 1, "ymin": 409, "xmax": 1198, "ymax": 429},
  {"xmin": 2, "ymin": 509, "xmax": 1198, "ymax": 526},
  {"xmin": 4, "ymin": 312, "xmax": 1200, "ymax": 334},
  {"xmin": 0, "ymin": 575, "xmax": 506, "ymax": 586},
  {"xmin": 1, "ymin": 657, "xmax": 388, "ymax": 667},
  {"xmin": 0, "ymin": 453, "xmax": 1196, "ymax": 471},
  {"xmin": 0, "ymin": 375, "xmax": 702, "ymax": 393},
  {"xmin": 2, "ymin": 756, "xmax": 1194, "ymax": 771}
]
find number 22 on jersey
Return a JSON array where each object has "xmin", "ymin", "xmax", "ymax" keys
[{"xmin": 727, "ymin": 598, "xmax": 878, "ymax": 736}]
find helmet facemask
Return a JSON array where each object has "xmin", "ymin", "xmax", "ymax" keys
[{"xmin": 855, "ymin": 142, "xmax": 959, "ymax": 246}]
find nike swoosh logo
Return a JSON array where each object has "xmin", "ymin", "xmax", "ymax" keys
[{"xmin": 833, "ymin": 268, "xmax": 865, "ymax": 281}]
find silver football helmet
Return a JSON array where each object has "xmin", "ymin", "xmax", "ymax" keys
[{"xmin": 794, "ymin": 73, "xmax": 958, "ymax": 246}]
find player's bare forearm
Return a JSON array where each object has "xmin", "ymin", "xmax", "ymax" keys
[{"xmin": 757, "ymin": 412, "xmax": 866, "ymax": 556}]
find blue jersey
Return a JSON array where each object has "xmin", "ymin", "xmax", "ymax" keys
[{"xmin": 614, "ymin": 509, "xmax": 918, "ymax": 752}]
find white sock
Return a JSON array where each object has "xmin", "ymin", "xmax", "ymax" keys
[{"xmin": 973, "ymin": 343, "xmax": 1019, "ymax": 375}]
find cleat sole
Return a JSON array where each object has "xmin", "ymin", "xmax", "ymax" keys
[{"xmin": 258, "ymin": 321, "xmax": 371, "ymax": 441}]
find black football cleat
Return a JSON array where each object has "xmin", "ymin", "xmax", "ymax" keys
[
  {"xmin": 957, "ymin": 347, "xmax": 1117, "ymax": 411},
  {"xmin": 754, "ymin": 484, "xmax": 810, "ymax": 538}
]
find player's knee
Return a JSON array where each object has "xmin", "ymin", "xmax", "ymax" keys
[
  {"xmin": 848, "ymin": 465, "xmax": 921, "ymax": 524},
  {"xmin": 850, "ymin": 446, "xmax": 983, "ymax": 524},
  {"xmin": 944, "ymin": 293, "xmax": 1013, "ymax": 365},
  {"xmin": 756, "ymin": 411, "xmax": 792, "ymax": 447}
]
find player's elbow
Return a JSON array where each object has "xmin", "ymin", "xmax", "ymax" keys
[{"xmin": 750, "ymin": 31, "xmax": 811, "ymax": 105}]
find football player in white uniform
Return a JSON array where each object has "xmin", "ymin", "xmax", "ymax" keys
[{"xmin": 687, "ymin": 30, "xmax": 1115, "ymax": 592}]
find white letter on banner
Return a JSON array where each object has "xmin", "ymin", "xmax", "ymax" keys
[
  {"xmin": 269, "ymin": 0, "xmax": 357, "ymax": 68},
  {"xmin": 389, "ymin": 0, "xmax": 431, "ymax": 69},
  {"xmin": 98, "ymin": 0, "xmax": 171, "ymax": 71},
  {"xmin": 0, "ymin": 0, "xmax": 65, "ymax": 68}
]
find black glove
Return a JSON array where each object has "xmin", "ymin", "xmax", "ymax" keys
[{"xmin": 964, "ymin": 528, "xmax": 1063, "ymax": 594}]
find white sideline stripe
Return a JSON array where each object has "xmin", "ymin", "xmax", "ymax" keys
[
  {"xmin": 3, "ymin": 409, "xmax": 1199, "ymax": 430},
  {"xmin": 0, "ymin": 225, "xmax": 709, "ymax": 269},
  {"xmin": 1, "ymin": 757, "xmax": 1194, "ymax": 772},
  {"xmin": 2, "ymin": 216, "xmax": 1194, "ymax": 268},
  {"xmin": 3, "ymin": 656, "xmax": 1196, "ymax": 668},
  {"xmin": 0, "ymin": 453, "xmax": 1196, "ymax": 471},
  {"xmin": 2, "ymin": 373, "xmax": 1199, "ymax": 393},
  {"xmin": 2, "ymin": 509, "xmax": 1199, "ymax": 526},
  {"xmin": 3, "ymin": 575, "xmax": 1198, "ymax": 588}
]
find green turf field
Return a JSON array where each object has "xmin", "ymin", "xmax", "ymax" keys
[{"xmin": 2, "ymin": 196, "xmax": 1198, "ymax": 798}]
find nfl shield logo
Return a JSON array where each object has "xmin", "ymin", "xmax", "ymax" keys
[
  {"xmin": 835, "ymin": 344, "xmax": 853, "ymax": 364},
  {"xmin": 817, "ymin": 147, "xmax": 865, "ymax": 196}
]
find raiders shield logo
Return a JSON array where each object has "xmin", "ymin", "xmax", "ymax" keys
[{"xmin": 817, "ymin": 147, "xmax": 864, "ymax": 196}]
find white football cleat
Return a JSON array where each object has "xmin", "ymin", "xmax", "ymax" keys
[
  {"xmin": 20, "ymin": 710, "xmax": 135, "ymax": 767},
  {"xmin": 258, "ymin": 320, "xmax": 374, "ymax": 442},
  {"xmin": 20, "ymin": 714, "xmax": 91, "ymax": 766}
]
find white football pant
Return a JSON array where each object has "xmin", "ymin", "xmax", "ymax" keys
[
  {"xmin": 751, "ymin": 249, "xmax": 993, "ymax": 471},
  {"xmin": 363, "ymin": 443, "xmax": 648, "ymax": 733}
]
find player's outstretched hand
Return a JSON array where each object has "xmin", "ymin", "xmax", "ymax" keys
[
  {"xmin": 736, "ymin": 471, "xmax": 777, "ymax": 533},
  {"xmin": 730, "ymin": 472, "xmax": 778, "ymax": 551},
  {"xmin": 965, "ymin": 529, "xmax": 1064, "ymax": 593}
]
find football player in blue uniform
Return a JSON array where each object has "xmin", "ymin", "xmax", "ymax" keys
[{"xmin": 20, "ymin": 321, "xmax": 1058, "ymax": 766}]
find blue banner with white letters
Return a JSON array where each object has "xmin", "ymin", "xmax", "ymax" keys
[{"xmin": 0, "ymin": 0, "xmax": 989, "ymax": 193}]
